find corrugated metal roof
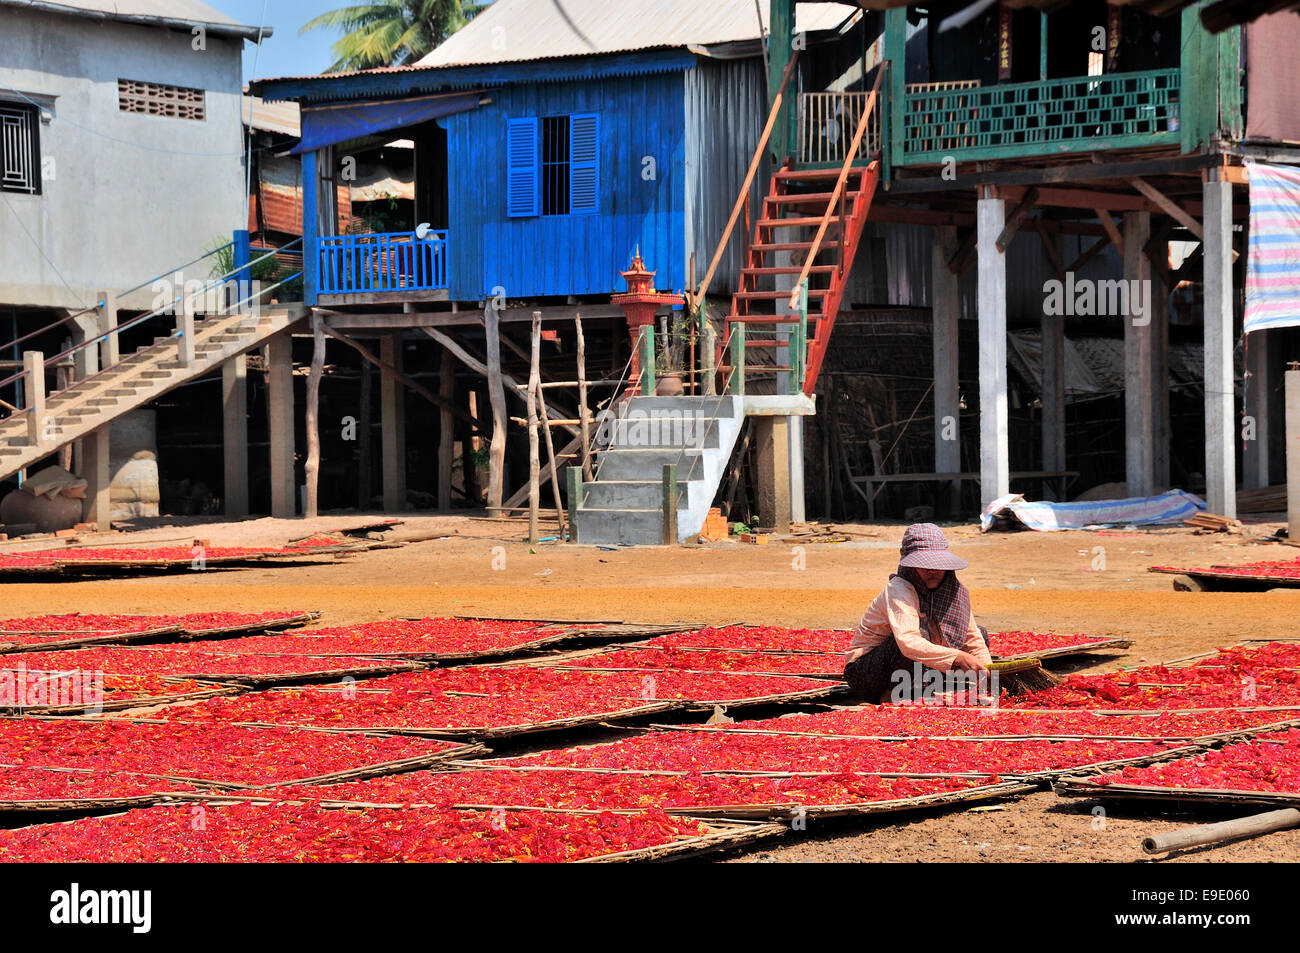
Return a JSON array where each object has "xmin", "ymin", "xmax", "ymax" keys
[
  {"xmin": 242, "ymin": 95, "xmax": 300, "ymax": 137},
  {"xmin": 0, "ymin": 0, "xmax": 269, "ymax": 38},
  {"xmin": 417, "ymin": 0, "xmax": 856, "ymax": 67}
]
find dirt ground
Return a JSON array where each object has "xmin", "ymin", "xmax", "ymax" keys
[{"xmin": 4, "ymin": 511, "xmax": 1299, "ymax": 863}]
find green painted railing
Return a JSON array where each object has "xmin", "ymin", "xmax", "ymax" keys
[{"xmin": 894, "ymin": 68, "xmax": 1181, "ymax": 166}]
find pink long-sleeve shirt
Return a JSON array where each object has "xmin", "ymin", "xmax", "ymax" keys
[{"xmin": 848, "ymin": 576, "xmax": 992, "ymax": 671}]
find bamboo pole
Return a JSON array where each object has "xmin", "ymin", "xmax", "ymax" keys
[
  {"xmin": 485, "ymin": 304, "xmax": 508, "ymax": 511},
  {"xmin": 303, "ymin": 314, "xmax": 326, "ymax": 518},
  {"xmin": 694, "ymin": 53, "xmax": 800, "ymax": 307},
  {"xmin": 1143, "ymin": 809, "xmax": 1300, "ymax": 855},
  {"xmin": 575, "ymin": 311, "xmax": 592, "ymax": 480},
  {"xmin": 535, "ymin": 377, "xmax": 566, "ymax": 536},
  {"xmin": 527, "ymin": 312, "xmax": 541, "ymax": 543}
]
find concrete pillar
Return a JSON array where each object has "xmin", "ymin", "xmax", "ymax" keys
[
  {"xmin": 223, "ymin": 354, "xmax": 249, "ymax": 517},
  {"xmin": 1152, "ymin": 269, "xmax": 1172, "ymax": 489},
  {"xmin": 79, "ymin": 427, "xmax": 111, "ymax": 527},
  {"xmin": 1203, "ymin": 176, "xmax": 1236, "ymax": 517},
  {"xmin": 1287, "ymin": 367, "xmax": 1300, "ymax": 535},
  {"xmin": 754, "ymin": 415, "xmax": 791, "ymax": 532},
  {"xmin": 1243, "ymin": 330, "xmax": 1270, "ymax": 489},
  {"xmin": 1123, "ymin": 211, "xmax": 1155, "ymax": 497},
  {"xmin": 380, "ymin": 331, "xmax": 407, "ymax": 512},
  {"xmin": 1040, "ymin": 312, "xmax": 1066, "ymax": 496},
  {"xmin": 266, "ymin": 333, "xmax": 296, "ymax": 518},
  {"xmin": 977, "ymin": 197, "xmax": 1009, "ymax": 508},
  {"xmin": 789, "ymin": 416, "xmax": 805, "ymax": 523},
  {"xmin": 932, "ymin": 226, "xmax": 962, "ymax": 513}
]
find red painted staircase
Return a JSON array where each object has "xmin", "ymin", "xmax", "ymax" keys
[{"xmin": 723, "ymin": 160, "xmax": 881, "ymax": 395}]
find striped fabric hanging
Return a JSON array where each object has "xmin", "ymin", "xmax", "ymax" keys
[{"xmin": 1244, "ymin": 160, "xmax": 1300, "ymax": 334}]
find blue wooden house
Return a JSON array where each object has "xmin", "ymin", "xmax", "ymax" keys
[{"xmin": 252, "ymin": 0, "xmax": 855, "ymax": 307}]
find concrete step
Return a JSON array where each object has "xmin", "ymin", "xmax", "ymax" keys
[
  {"xmin": 608, "ymin": 416, "xmax": 722, "ymax": 450},
  {"xmin": 597, "ymin": 448, "xmax": 704, "ymax": 481},
  {"xmin": 575, "ymin": 507, "xmax": 675, "ymax": 546},
  {"xmin": 580, "ymin": 479, "xmax": 693, "ymax": 511},
  {"xmin": 623, "ymin": 395, "xmax": 739, "ymax": 416}
]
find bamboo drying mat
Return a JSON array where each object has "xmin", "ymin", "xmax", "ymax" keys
[{"xmin": 1054, "ymin": 777, "xmax": 1300, "ymax": 810}]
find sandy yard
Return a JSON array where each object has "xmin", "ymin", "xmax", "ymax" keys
[{"xmin": 3, "ymin": 511, "xmax": 1298, "ymax": 862}]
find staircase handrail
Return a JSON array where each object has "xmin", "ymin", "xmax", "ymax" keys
[
  {"xmin": 0, "ymin": 240, "xmax": 301, "ymax": 396},
  {"xmin": 0, "ymin": 242, "xmax": 236, "ymax": 358},
  {"xmin": 0, "ymin": 266, "xmax": 302, "ymax": 408},
  {"xmin": 785, "ymin": 65, "xmax": 884, "ymax": 311},
  {"xmin": 690, "ymin": 52, "xmax": 800, "ymax": 310},
  {"xmin": 581, "ymin": 324, "xmax": 649, "ymax": 504}
]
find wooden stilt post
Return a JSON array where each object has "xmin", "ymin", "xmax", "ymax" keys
[
  {"xmin": 462, "ymin": 389, "xmax": 480, "ymax": 505},
  {"xmin": 303, "ymin": 314, "xmax": 325, "ymax": 518},
  {"xmin": 358, "ymin": 358, "xmax": 372, "ymax": 508},
  {"xmin": 537, "ymin": 385, "xmax": 565, "ymax": 535},
  {"xmin": 527, "ymin": 312, "xmax": 542, "ymax": 543},
  {"xmin": 23, "ymin": 351, "xmax": 44, "ymax": 446},
  {"xmin": 533, "ymin": 316, "xmax": 565, "ymax": 536},
  {"xmin": 438, "ymin": 345, "xmax": 455, "ymax": 510},
  {"xmin": 662, "ymin": 463, "xmax": 678, "ymax": 544},
  {"xmin": 575, "ymin": 311, "xmax": 592, "ymax": 480},
  {"xmin": 485, "ymin": 304, "xmax": 508, "ymax": 510},
  {"xmin": 177, "ymin": 287, "xmax": 195, "ymax": 367}
]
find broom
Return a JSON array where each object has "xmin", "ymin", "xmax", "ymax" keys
[{"xmin": 986, "ymin": 657, "xmax": 1061, "ymax": 696}]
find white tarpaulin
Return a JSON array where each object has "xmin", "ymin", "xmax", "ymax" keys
[{"xmin": 980, "ymin": 490, "xmax": 1205, "ymax": 532}]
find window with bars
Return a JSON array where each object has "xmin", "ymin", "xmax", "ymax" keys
[
  {"xmin": 117, "ymin": 79, "xmax": 206, "ymax": 121},
  {"xmin": 0, "ymin": 102, "xmax": 41, "ymax": 195},
  {"xmin": 505, "ymin": 112, "xmax": 598, "ymax": 218}
]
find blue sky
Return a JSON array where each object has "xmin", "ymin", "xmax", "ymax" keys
[{"xmin": 210, "ymin": 0, "xmax": 369, "ymax": 83}]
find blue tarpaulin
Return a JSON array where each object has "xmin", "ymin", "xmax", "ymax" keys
[
  {"xmin": 980, "ymin": 490, "xmax": 1206, "ymax": 532},
  {"xmin": 290, "ymin": 91, "xmax": 483, "ymax": 154}
]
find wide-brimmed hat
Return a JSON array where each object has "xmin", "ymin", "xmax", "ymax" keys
[{"xmin": 897, "ymin": 523, "xmax": 968, "ymax": 570}]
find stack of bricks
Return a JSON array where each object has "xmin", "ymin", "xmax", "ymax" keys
[{"xmin": 700, "ymin": 508, "xmax": 729, "ymax": 541}]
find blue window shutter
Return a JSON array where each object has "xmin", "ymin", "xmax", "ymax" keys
[
  {"xmin": 569, "ymin": 113, "xmax": 598, "ymax": 215},
  {"xmin": 506, "ymin": 117, "xmax": 538, "ymax": 217}
]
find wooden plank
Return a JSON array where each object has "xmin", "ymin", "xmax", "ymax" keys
[
  {"xmin": 527, "ymin": 315, "xmax": 541, "ymax": 544},
  {"xmin": 1094, "ymin": 208, "xmax": 1125, "ymax": 259},
  {"xmin": 575, "ymin": 312, "xmax": 592, "ymax": 480},
  {"xmin": 1033, "ymin": 218, "xmax": 1066, "ymax": 280},
  {"xmin": 995, "ymin": 187, "xmax": 1038, "ymax": 252},
  {"xmin": 887, "ymin": 154, "xmax": 1217, "ymax": 194},
  {"xmin": 947, "ymin": 228, "xmax": 977, "ymax": 276},
  {"xmin": 318, "ymin": 324, "xmax": 480, "ymax": 431},
  {"xmin": 1129, "ymin": 177, "xmax": 1204, "ymax": 239}
]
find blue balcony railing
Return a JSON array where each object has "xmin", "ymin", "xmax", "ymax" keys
[{"xmin": 317, "ymin": 230, "xmax": 448, "ymax": 295}]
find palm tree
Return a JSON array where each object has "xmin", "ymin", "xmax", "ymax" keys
[{"xmin": 301, "ymin": 0, "xmax": 487, "ymax": 72}]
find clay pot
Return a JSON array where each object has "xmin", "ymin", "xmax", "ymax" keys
[{"xmin": 656, "ymin": 374, "xmax": 684, "ymax": 397}]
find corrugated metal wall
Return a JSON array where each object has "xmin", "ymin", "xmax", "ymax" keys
[
  {"xmin": 684, "ymin": 56, "xmax": 768, "ymax": 295},
  {"xmin": 441, "ymin": 70, "xmax": 688, "ymax": 300},
  {"xmin": 843, "ymin": 220, "xmax": 1124, "ymax": 321}
]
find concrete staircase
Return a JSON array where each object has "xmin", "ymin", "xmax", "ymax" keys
[
  {"xmin": 0, "ymin": 304, "xmax": 306, "ymax": 481},
  {"xmin": 573, "ymin": 395, "xmax": 744, "ymax": 545}
]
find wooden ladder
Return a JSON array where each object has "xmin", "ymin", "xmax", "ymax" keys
[{"xmin": 722, "ymin": 159, "xmax": 881, "ymax": 394}]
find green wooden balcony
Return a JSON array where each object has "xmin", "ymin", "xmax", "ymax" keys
[
  {"xmin": 899, "ymin": 69, "xmax": 1181, "ymax": 165},
  {"xmin": 795, "ymin": 68, "xmax": 1181, "ymax": 170}
]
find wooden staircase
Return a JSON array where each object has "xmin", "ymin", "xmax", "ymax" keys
[
  {"xmin": 723, "ymin": 160, "xmax": 881, "ymax": 395},
  {"xmin": 0, "ymin": 305, "xmax": 306, "ymax": 481}
]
